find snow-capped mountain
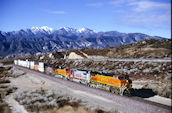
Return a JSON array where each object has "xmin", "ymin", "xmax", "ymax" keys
[
  {"xmin": 30, "ymin": 26, "xmax": 54, "ymax": 34},
  {"xmin": 60, "ymin": 27, "xmax": 75, "ymax": 32},
  {"xmin": 0, "ymin": 26, "xmax": 165, "ymax": 58},
  {"xmin": 56, "ymin": 27, "xmax": 77, "ymax": 35},
  {"xmin": 77, "ymin": 27, "xmax": 95, "ymax": 33}
]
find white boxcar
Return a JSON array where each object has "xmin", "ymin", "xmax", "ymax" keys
[
  {"xmin": 14, "ymin": 60, "xmax": 18, "ymax": 65},
  {"xmin": 38, "ymin": 62, "xmax": 44, "ymax": 72},
  {"xmin": 30, "ymin": 61, "xmax": 35, "ymax": 69},
  {"xmin": 18, "ymin": 60, "xmax": 24, "ymax": 66},
  {"xmin": 27, "ymin": 61, "xmax": 31, "ymax": 68},
  {"xmin": 23, "ymin": 61, "xmax": 27, "ymax": 67},
  {"xmin": 25, "ymin": 59, "xmax": 30, "ymax": 68},
  {"xmin": 20, "ymin": 60, "xmax": 23, "ymax": 66},
  {"xmin": 71, "ymin": 70, "xmax": 91, "ymax": 83},
  {"xmin": 18, "ymin": 60, "xmax": 21, "ymax": 66}
]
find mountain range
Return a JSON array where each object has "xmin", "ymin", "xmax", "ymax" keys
[{"xmin": 0, "ymin": 26, "xmax": 165, "ymax": 58}]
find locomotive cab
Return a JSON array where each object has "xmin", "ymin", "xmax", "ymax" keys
[
  {"xmin": 117, "ymin": 75, "xmax": 132, "ymax": 89},
  {"xmin": 114, "ymin": 75, "xmax": 132, "ymax": 96}
]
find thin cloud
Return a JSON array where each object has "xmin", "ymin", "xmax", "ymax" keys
[
  {"xmin": 116, "ymin": 11, "xmax": 171, "ymax": 31},
  {"xmin": 109, "ymin": 0, "xmax": 124, "ymax": 6},
  {"xmin": 109, "ymin": 0, "xmax": 170, "ymax": 11},
  {"xmin": 114, "ymin": 10, "xmax": 124, "ymax": 13},
  {"xmin": 48, "ymin": 11, "xmax": 66, "ymax": 14},
  {"xmin": 128, "ymin": 1, "xmax": 171, "ymax": 12},
  {"xmin": 123, "ymin": 12, "xmax": 170, "ymax": 29},
  {"xmin": 110, "ymin": 0, "xmax": 171, "ymax": 30},
  {"xmin": 86, "ymin": 2, "xmax": 103, "ymax": 7}
]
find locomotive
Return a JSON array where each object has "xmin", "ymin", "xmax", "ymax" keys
[{"xmin": 14, "ymin": 59, "xmax": 132, "ymax": 95}]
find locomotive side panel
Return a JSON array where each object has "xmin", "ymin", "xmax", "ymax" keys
[
  {"xmin": 56, "ymin": 69, "xmax": 67, "ymax": 77},
  {"xmin": 71, "ymin": 70, "xmax": 91, "ymax": 82},
  {"xmin": 91, "ymin": 74, "xmax": 121, "ymax": 87}
]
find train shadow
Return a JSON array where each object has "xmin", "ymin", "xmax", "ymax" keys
[{"xmin": 131, "ymin": 88, "xmax": 156, "ymax": 98}]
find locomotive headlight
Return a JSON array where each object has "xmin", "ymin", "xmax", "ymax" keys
[{"xmin": 121, "ymin": 83, "xmax": 126, "ymax": 88}]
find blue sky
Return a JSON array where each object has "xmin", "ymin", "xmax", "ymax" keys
[{"xmin": 0, "ymin": 0, "xmax": 171, "ymax": 38}]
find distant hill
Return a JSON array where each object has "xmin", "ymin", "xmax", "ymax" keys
[
  {"xmin": 64, "ymin": 38, "xmax": 171, "ymax": 59},
  {"xmin": 0, "ymin": 26, "xmax": 165, "ymax": 58},
  {"xmin": 21, "ymin": 38, "xmax": 171, "ymax": 60}
]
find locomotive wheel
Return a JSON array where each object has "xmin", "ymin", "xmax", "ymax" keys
[
  {"xmin": 116, "ymin": 88, "xmax": 120, "ymax": 95},
  {"xmin": 111, "ymin": 88, "xmax": 115, "ymax": 93},
  {"xmin": 123, "ymin": 89, "xmax": 131, "ymax": 96},
  {"xmin": 110, "ymin": 87, "xmax": 120, "ymax": 94}
]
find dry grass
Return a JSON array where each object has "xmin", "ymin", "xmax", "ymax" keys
[
  {"xmin": 0, "ymin": 66, "xmax": 15, "ymax": 113},
  {"xmin": 66, "ymin": 38, "xmax": 171, "ymax": 58}
]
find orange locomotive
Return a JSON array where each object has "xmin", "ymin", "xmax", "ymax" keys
[
  {"xmin": 90, "ymin": 72, "xmax": 132, "ymax": 95},
  {"xmin": 55, "ymin": 68, "xmax": 73, "ymax": 79}
]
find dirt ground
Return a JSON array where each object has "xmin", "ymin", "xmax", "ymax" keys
[
  {"xmin": 45, "ymin": 59, "xmax": 171, "ymax": 99},
  {"xmin": 132, "ymin": 80, "xmax": 171, "ymax": 106},
  {"xmin": 0, "ymin": 64, "xmax": 16, "ymax": 113},
  {"xmin": 4, "ymin": 66, "xmax": 119, "ymax": 113},
  {"xmin": 2, "ymin": 65, "xmax": 171, "ymax": 113}
]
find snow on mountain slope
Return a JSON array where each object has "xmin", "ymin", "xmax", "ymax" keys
[
  {"xmin": 77, "ymin": 27, "xmax": 95, "ymax": 33},
  {"xmin": 30, "ymin": 26, "xmax": 54, "ymax": 34},
  {"xmin": 0, "ymin": 26, "xmax": 166, "ymax": 58}
]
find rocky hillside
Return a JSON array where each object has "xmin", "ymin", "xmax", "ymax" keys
[
  {"xmin": 0, "ymin": 26, "xmax": 165, "ymax": 58},
  {"xmin": 1, "ymin": 38, "xmax": 170, "ymax": 62},
  {"xmin": 64, "ymin": 38, "xmax": 171, "ymax": 59},
  {"xmin": 37, "ymin": 58, "xmax": 171, "ymax": 98}
]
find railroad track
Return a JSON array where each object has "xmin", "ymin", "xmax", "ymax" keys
[
  {"xmin": 15, "ymin": 65, "xmax": 171, "ymax": 113},
  {"xmin": 73, "ymin": 58, "xmax": 171, "ymax": 62}
]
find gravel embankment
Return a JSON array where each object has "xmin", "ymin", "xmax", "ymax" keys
[
  {"xmin": 6, "ymin": 66, "xmax": 119, "ymax": 113},
  {"xmin": 14, "ymin": 88, "xmax": 90, "ymax": 113},
  {"xmin": 14, "ymin": 66, "xmax": 171, "ymax": 113},
  {"xmin": 0, "ymin": 66, "xmax": 18, "ymax": 113},
  {"xmin": 42, "ymin": 59, "xmax": 171, "ymax": 98}
]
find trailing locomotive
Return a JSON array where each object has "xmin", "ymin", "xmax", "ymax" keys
[
  {"xmin": 69, "ymin": 69, "xmax": 91, "ymax": 84},
  {"xmin": 14, "ymin": 59, "xmax": 132, "ymax": 95}
]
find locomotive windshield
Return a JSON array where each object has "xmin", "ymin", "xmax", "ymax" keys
[
  {"xmin": 118, "ymin": 75, "xmax": 129, "ymax": 80},
  {"xmin": 125, "ymin": 75, "xmax": 129, "ymax": 79},
  {"xmin": 118, "ymin": 76, "xmax": 125, "ymax": 80}
]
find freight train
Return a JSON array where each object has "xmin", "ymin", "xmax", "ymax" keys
[{"xmin": 14, "ymin": 59, "xmax": 132, "ymax": 95}]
